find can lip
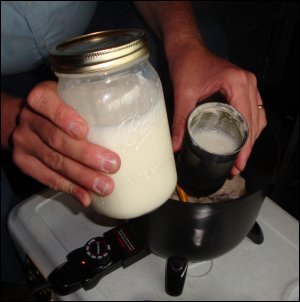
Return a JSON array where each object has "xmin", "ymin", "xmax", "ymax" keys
[
  {"xmin": 49, "ymin": 28, "xmax": 149, "ymax": 73},
  {"xmin": 187, "ymin": 102, "xmax": 249, "ymax": 156}
]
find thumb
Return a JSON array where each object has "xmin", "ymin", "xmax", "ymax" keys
[
  {"xmin": 171, "ymin": 108, "xmax": 190, "ymax": 152},
  {"xmin": 232, "ymin": 137, "xmax": 253, "ymax": 175}
]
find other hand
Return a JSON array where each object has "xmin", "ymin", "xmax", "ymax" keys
[{"xmin": 170, "ymin": 40, "xmax": 267, "ymax": 175}]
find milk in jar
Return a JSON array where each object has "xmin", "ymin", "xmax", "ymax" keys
[{"xmin": 50, "ymin": 29, "xmax": 177, "ymax": 219}]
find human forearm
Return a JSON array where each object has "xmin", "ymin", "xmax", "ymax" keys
[
  {"xmin": 133, "ymin": 1, "xmax": 200, "ymax": 40},
  {"xmin": 1, "ymin": 93, "xmax": 24, "ymax": 150},
  {"xmin": 133, "ymin": 1, "xmax": 207, "ymax": 78}
]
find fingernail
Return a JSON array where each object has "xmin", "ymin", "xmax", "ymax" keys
[
  {"xmin": 100, "ymin": 155, "xmax": 118, "ymax": 173},
  {"xmin": 68, "ymin": 121, "xmax": 85, "ymax": 138},
  {"xmin": 94, "ymin": 178, "xmax": 111, "ymax": 195}
]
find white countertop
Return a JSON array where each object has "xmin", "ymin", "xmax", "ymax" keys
[{"xmin": 8, "ymin": 190, "xmax": 299, "ymax": 301}]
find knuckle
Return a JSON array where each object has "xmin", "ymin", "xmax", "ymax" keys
[
  {"xmin": 11, "ymin": 129, "xmax": 32, "ymax": 157},
  {"xmin": 226, "ymin": 68, "xmax": 257, "ymax": 88},
  {"xmin": 12, "ymin": 149, "xmax": 23, "ymax": 167},
  {"xmin": 11, "ymin": 127, "xmax": 23, "ymax": 146},
  {"xmin": 47, "ymin": 174, "xmax": 61, "ymax": 191},
  {"xmin": 47, "ymin": 127, "xmax": 64, "ymax": 149},
  {"xmin": 27, "ymin": 85, "xmax": 47, "ymax": 111},
  {"xmin": 230, "ymin": 69, "xmax": 248, "ymax": 84},
  {"xmin": 12, "ymin": 150, "xmax": 31, "ymax": 176},
  {"xmin": 48, "ymin": 173, "xmax": 73, "ymax": 194},
  {"xmin": 53, "ymin": 102, "xmax": 67, "ymax": 125},
  {"xmin": 47, "ymin": 150, "xmax": 64, "ymax": 172},
  {"xmin": 247, "ymin": 72, "xmax": 257, "ymax": 85}
]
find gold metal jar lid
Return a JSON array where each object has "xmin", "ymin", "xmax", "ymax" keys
[{"xmin": 49, "ymin": 28, "xmax": 149, "ymax": 73}]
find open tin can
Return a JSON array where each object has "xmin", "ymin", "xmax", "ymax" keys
[{"xmin": 176, "ymin": 102, "xmax": 249, "ymax": 197}]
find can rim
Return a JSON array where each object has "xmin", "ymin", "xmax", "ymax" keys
[{"xmin": 187, "ymin": 102, "xmax": 249, "ymax": 156}]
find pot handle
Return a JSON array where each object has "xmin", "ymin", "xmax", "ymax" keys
[{"xmin": 165, "ymin": 257, "xmax": 188, "ymax": 296}]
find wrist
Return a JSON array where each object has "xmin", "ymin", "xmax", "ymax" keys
[
  {"xmin": 165, "ymin": 34, "xmax": 206, "ymax": 60},
  {"xmin": 164, "ymin": 36, "xmax": 210, "ymax": 84}
]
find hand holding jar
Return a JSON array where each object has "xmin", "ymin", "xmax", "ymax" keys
[
  {"xmin": 49, "ymin": 29, "xmax": 177, "ymax": 219},
  {"xmin": 12, "ymin": 81, "xmax": 121, "ymax": 207}
]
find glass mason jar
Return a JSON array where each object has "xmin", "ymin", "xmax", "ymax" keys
[{"xmin": 49, "ymin": 29, "xmax": 177, "ymax": 219}]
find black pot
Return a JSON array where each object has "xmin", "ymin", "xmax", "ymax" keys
[{"xmin": 131, "ymin": 125, "xmax": 279, "ymax": 296}]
